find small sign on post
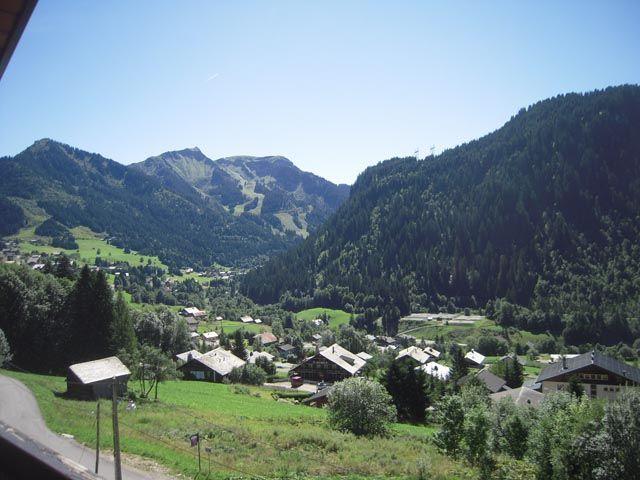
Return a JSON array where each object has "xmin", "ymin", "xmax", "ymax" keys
[{"xmin": 190, "ymin": 433, "xmax": 201, "ymax": 473}]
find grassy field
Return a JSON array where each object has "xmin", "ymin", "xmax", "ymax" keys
[
  {"xmin": 1, "ymin": 370, "xmax": 472, "ymax": 479},
  {"xmin": 295, "ymin": 308, "xmax": 352, "ymax": 330},
  {"xmin": 197, "ymin": 320, "xmax": 269, "ymax": 335},
  {"xmin": 14, "ymin": 226, "xmax": 167, "ymax": 269}
]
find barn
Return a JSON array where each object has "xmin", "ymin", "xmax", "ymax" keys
[{"xmin": 66, "ymin": 356, "xmax": 131, "ymax": 399}]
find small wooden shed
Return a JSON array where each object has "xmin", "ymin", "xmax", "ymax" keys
[{"xmin": 66, "ymin": 356, "xmax": 131, "ymax": 399}]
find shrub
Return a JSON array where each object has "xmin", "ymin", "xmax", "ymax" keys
[
  {"xmin": 0, "ymin": 328, "xmax": 11, "ymax": 366},
  {"xmin": 229, "ymin": 364, "xmax": 267, "ymax": 386},
  {"xmin": 255, "ymin": 356, "xmax": 276, "ymax": 375},
  {"xmin": 327, "ymin": 377, "xmax": 396, "ymax": 436}
]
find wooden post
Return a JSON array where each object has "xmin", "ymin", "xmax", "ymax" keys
[
  {"xmin": 197, "ymin": 433, "xmax": 201, "ymax": 473},
  {"xmin": 95, "ymin": 400, "xmax": 100, "ymax": 474},
  {"xmin": 112, "ymin": 378, "xmax": 122, "ymax": 480}
]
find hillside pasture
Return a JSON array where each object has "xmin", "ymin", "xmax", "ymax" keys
[
  {"xmin": 295, "ymin": 308, "xmax": 351, "ymax": 330},
  {"xmin": 14, "ymin": 225, "xmax": 166, "ymax": 268},
  {"xmin": 2, "ymin": 370, "xmax": 471, "ymax": 479}
]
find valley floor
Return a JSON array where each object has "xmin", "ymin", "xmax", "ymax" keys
[{"xmin": 1, "ymin": 369, "xmax": 474, "ymax": 480}]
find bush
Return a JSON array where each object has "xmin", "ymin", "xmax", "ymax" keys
[
  {"xmin": 327, "ymin": 377, "xmax": 396, "ymax": 436},
  {"xmin": 229, "ymin": 364, "xmax": 267, "ymax": 386},
  {"xmin": 255, "ymin": 356, "xmax": 276, "ymax": 375},
  {"xmin": 476, "ymin": 336, "xmax": 508, "ymax": 356},
  {"xmin": 0, "ymin": 328, "xmax": 11, "ymax": 366}
]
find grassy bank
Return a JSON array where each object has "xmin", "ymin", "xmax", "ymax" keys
[
  {"xmin": 14, "ymin": 226, "xmax": 166, "ymax": 268},
  {"xmin": 1, "ymin": 370, "xmax": 472, "ymax": 479},
  {"xmin": 295, "ymin": 308, "xmax": 351, "ymax": 330}
]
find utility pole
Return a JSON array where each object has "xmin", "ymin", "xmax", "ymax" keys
[
  {"xmin": 95, "ymin": 401, "xmax": 100, "ymax": 474},
  {"xmin": 112, "ymin": 378, "xmax": 123, "ymax": 480}
]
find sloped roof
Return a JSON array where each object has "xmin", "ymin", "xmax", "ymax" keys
[
  {"xmin": 465, "ymin": 349, "xmax": 486, "ymax": 365},
  {"xmin": 302, "ymin": 386, "xmax": 333, "ymax": 404},
  {"xmin": 537, "ymin": 351, "xmax": 640, "ymax": 384},
  {"xmin": 176, "ymin": 350, "xmax": 202, "ymax": 362},
  {"xmin": 319, "ymin": 343, "xmax": 366, "ymax": 375},
  {"xmin": 192, "ymin": 347, "xmax": 245, "ymax": 376},
  {"xmin": 240, "ymin": 315, "xmax": 254, "ymax": 323},
  {"xmin": 490, "ymin": 387, "xmax": 545, "ymax": 407},
  {"xmin": 68, "ymin": 356, "xmax": 130, "ymax": 384},
  {"xmin": 254, "ymin": 332, "xmax": 278, "ymax": 345},
  {"xmin": 247, "ymin": 351, "xmax": 275, "ymax": 363},
  {"xmin": 424, "ymin": 346, "xmax": 441, "ymax": 358},
  {"xmin": 475, "ymin": 369, "xmax": 508, "ymax": 393},
  {"xmin": 0, "ymin": 0, "xmax": 37, "ymax": 81},
  {"xmin": 396, "ymin": 346, "xmax": 431, "ymax": 364},
  {"xmin": 202, "ymin": 331, "xmax": 219, "ymax": 340},
  {"xmin": 418, "ymin": 361, "xmax": 451, "ymax": 381}
]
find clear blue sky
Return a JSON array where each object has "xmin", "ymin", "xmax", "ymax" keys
[{"xmin": 1, "ymin": 1, "xmax": 639, "ymax": 184}]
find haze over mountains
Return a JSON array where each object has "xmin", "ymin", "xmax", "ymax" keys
[{"xmin": 0, "ymin": 140, "xmax": 349, "ymax": 268}]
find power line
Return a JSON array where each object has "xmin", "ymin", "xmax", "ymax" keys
[{"xmin": 3, "ymin": 364, "xmax": 352, "ymax": 476}]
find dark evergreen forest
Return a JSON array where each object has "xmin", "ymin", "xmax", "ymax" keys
[{"xmin": 241, "ymin": 86, "xmax": 640, "ymax": 345}]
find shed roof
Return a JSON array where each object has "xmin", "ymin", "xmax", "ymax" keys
[{"xmin": 68, "ymin": 356, "xmax": 130, "ymax": 385}]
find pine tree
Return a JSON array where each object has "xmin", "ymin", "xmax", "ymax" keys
[
  {"xmin": 67, "ymin": 266, "xmax": 116, "ymax": 363},
  {"xmin": 232, "ymin": 329, "xmax": 247, "ymax": 360},
  {"xmin": 112, "ymin": 291, "xmax": 137, "ymax": 354},
  {"xmin": 384, "ymin": 359, "xmax": 428, "ymax": 422},
  {"xmin": 450, "ymin": 346, "xmax": 469, "ymax": 382},
  {"xmin": 55, "ymin": 255, "xmax": 74, "ymax": 279}
]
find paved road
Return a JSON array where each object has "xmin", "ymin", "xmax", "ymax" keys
[{"xmin": 0, "ymin": 374, "xmax": 174, "ymax": 480}]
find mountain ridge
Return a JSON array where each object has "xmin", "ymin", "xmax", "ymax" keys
[
  {"xmin": 0, "ymin": 139, "xmax": 349, "ymax": 267},
  {"xmin": 132, "ymin": 149, "xmax": 350, "ymax": 237}
]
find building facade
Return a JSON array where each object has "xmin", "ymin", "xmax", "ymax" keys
[{"xmin": 536, "ymin": 351, "xmax": 640, "ymax": 400}]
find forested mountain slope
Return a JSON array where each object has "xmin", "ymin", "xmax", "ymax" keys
[
  {"xmin": 134, "ymin": 149, "xmax": 350, "ymax": 238},
  {"xmin": 242, "ymin": 86, "xmax": 640, "ymax": 345},
  {"xmin": 0, "ymin": 140, "xmax": 296, "ymax": 267}
]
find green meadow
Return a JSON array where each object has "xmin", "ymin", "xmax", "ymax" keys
[
  {"xmin": 295, "ymin": 308, "xmax": 352, "ymax": 330},
  {"xmin": 1, "ymin": 370, "xmax": 472, "ymax": 479},
  {"xmin": 14, "ymin": 226, "xmax": 166, "ymax": 268}
]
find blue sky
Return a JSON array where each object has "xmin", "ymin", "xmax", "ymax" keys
[{"xmin": 1, "ymin": 1, "xmax": 639, "ymax": 184}]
